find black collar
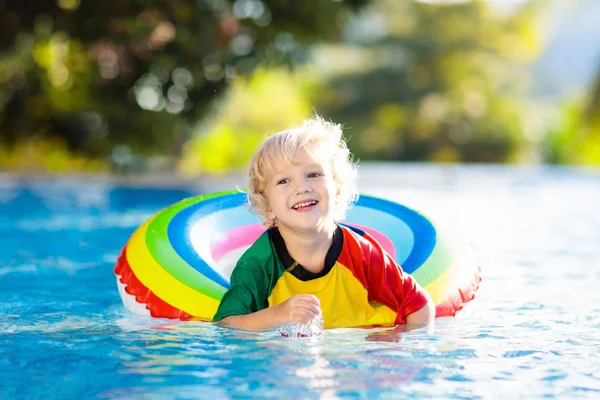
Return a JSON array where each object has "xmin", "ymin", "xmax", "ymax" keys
[{"xmin": 269, "ymin": 225, "xmax": 344, "ymax": 281}]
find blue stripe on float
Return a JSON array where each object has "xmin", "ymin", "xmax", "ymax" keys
[
  {"xmin": 168, "ymin": 192, "xmax": 249, "ymax": 288},
  {"xmin": 344, "ymin": 205, "xmax": 414, "ymax": 265},
  {"xmin": 167, "ymin": 192, "xmax": 435, "ymax": 281},
  {"xmin": 347, "ymin": 195, "xmax": 436, "ymax": 274}
]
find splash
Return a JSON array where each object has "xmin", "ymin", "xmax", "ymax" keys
[{"xmin": 278, "ymin": 315, "xmax": 324, "ymax": 338}]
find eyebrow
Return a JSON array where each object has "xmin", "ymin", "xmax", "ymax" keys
[
  {"xmin": 270, "ymin": 164, "xmax": 324, "ymax": 181},
  {"xmin": 288, "ymin": 162, "xmax": 324, "ymax": 170},
  {"xmin": 274, "ymin": 163, "xmax": 323, "ymax": 174},
  {"xmin": 305, "ymin": 163, "xmax": 324, "ymax": 170}
]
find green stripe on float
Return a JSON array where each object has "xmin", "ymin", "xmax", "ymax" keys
[
  {"xmin": 145, "ymin": 191, "xmax": 234, "ymax": 301},
  {"xmin": 409, "ymin": 224, "xmax": 455, "ymax": 287}
]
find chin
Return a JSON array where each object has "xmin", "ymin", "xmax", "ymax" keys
[{"xmin": 298, "ymin": 217, "xmax": 333, "ymax": 230}]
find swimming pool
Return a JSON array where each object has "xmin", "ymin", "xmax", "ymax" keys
[{"xmin": 1, "ymin": 165, "xmax": 599, "ymax": 399}]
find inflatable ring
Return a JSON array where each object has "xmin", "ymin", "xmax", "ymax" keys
[{"xmin": 114, "ymin": 190, "xmax": 481, "ymax": 321}]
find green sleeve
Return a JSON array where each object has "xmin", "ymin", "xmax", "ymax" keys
[{"xmin": 212, "ymin": 259, "xmax": 270, "ymax": 322}]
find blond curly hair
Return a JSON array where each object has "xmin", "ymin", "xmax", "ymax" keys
[{"xmin": 247, "ymin": 116, "xmax": 358, "ymax": 228}]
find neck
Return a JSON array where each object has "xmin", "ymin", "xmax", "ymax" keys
[
  {"xmin": 277, "ymin": 221, "xmax": 336, "ymax": 270},
  {"xmin": 278, "ymin": 221, "xmax": 335, "ymax": 246}
]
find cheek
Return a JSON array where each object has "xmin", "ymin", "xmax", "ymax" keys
[
  {"xmin": 265, "ymin": 191, "xmax": 282, "ymax": 211},
  {"xmin": 263, "ymin": 193, "xmax": 273, "ymax": 212}
]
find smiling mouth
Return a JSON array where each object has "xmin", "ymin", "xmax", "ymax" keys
[{"xmin": 291, "ymin": 200, "xmax": 318, "ymax": 210}]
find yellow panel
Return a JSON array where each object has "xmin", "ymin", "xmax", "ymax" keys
[{"xmin": 268, "ymin": 263, "xmax": 398, "ymax": 329}]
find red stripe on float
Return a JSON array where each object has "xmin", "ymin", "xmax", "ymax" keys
[
  {"xmin": 435, "ymin": 265, "xmax": 482, "ymax": 317},
  {"xmin": 114, "ymin": 246, "xmax": 193, "ymax": 320}
]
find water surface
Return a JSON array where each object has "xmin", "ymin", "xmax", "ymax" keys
[{"xmin": 1, "ymin": 165, "xmax": 599, "ymax": 399}]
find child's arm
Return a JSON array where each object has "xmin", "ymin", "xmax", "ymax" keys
[
  {"xmin": 405, "ymin": 292, "xmax": 435, "ymax": 327},
  {"xmin": 218, "ymin": 294, "xmax": 321, "ymax": 331},
  {"xmin": 213, "ymin": 254, "xmax": 322, "ymax": 331},
  {"xmin": 361, "ymin": 233, "xmax": 435, "ymax": 327}
]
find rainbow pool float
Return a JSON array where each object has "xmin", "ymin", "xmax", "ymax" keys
[{"xmin": 114, "ymin": 191, "xmax": 481, "ymax": 321}]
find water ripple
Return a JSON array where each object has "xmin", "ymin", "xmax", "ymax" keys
[{"xmin": 1, "ymin": 168, "xmax": 599, "ymax": 399}]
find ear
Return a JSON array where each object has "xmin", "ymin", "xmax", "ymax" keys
[
  {"xmin": 266, "ymin": 206, "xmax": 277, "ymax": 226},
  {"xmin": 334, "ymin": 181, "xmax": 341, "ymax": 198}
]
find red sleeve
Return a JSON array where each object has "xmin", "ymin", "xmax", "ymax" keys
[{"xmin": 361, "ymin": 232, "xmax": 429, "ymax": 324}]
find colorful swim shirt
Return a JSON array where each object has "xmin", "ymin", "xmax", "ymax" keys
[{"xmin": 213, "ymin": 225, "xmax": 429, "ymax": 329}]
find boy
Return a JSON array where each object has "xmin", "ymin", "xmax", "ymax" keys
[{"xmin": 213, "ymin": 116, "xmax": 434, "ymax": 330}]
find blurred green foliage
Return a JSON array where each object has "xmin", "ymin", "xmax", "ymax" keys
[
  {"xmin": 547, "ymin": 69, "xmax": 600, "ymax": 165},
  {"xmin": 0, "ymin": 0, "xmax": 361, "ymax": 172},
  {"xmin": 1, "ymin": 0, "xmax": 599, "ymax": 174},
  {"xmin": 178, "ymin": 68, "xmax": 320, "ymax": 174},
  {"xmin": 311, "ymin": 0, "xmax": 546, "ymax": 164}
]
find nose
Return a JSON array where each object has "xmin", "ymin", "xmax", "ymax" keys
[{"xmin": 295, "ymin": 177, "xmax": 313, "ymax": 195}]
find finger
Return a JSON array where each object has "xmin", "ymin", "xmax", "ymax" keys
[
  {"xmin": 292, "ymin": 309, "xmax": 317, "ymax": 325},
  {"xmin": 292, "ymin": 302, "xmax": 321, "ymax": 316},
  {"xmin": 295, "ymin": 294, "xmax": 321, "ymax": 306}
]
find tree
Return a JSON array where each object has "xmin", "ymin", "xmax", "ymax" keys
[
  {"xmin": 0, "ymin": 0, "xmax": 365, "ymax": 170},
  {"xmin": 547, "ymin": 65, "xmax": 600, "ymax": 165},
  {"xmin": 312, "ymin": 0, "xmax": 547, "ymax": 163}
]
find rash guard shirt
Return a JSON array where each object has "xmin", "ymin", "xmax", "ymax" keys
[{"xmin": 213, "ymin": 224, "xmax": 428, "ymax": 329}]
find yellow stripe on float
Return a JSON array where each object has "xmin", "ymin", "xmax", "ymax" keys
[
  {"xmin": 423, "ymin": 244, "xmax": 478, "ymax": 305},
  {"xmin": 126, "ymin": 216, "xmax": 220, "ymax": 319},
  {"xmin": 423, "ymin": 261, "xmax": 460, "ymax": 305}
]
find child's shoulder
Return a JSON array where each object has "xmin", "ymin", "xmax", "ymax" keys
[
  {"xmin": 339, "ymin": 224, "xmax": 396, "ymax": 269},
  {"xmin": 339, "ymin": 224, "xmax": 381, "ymax": 254}
]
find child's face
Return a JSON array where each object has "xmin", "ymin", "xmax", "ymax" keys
[{"xmin": 263, "ymin": 145, "xmax": 337, "ymax": 233}]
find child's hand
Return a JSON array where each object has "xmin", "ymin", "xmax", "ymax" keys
[{"xmin": 274, "ymin": 294, "xmax": 322, "ymax": 325}]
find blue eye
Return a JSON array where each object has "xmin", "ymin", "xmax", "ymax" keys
[
  {"xmin": 308, "ymin": 172, "xmax": 321, "ymax": 178},
  {"xmin": 277, "ymin": 178, "xmax": 289, "ymax": 185}
]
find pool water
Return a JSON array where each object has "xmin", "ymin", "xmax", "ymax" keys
[{"xmin": 1, "ymin": 165, "xmax": 599, "ymax": 399}]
